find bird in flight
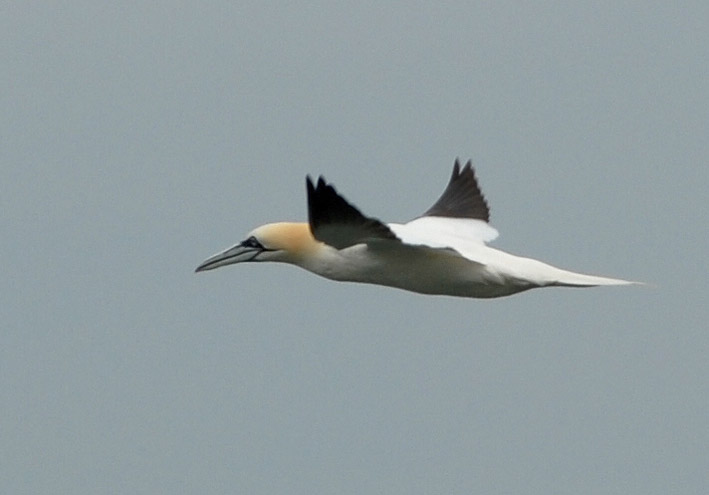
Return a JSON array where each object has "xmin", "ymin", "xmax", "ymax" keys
[{"xmin": 196, "ymin": 159, "xmax": 636, "ymax": 298}]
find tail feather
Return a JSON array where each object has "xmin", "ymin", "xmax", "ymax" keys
[{"xmin": 546, "ymin": 267, "xmax": 639, "ymax": 288}]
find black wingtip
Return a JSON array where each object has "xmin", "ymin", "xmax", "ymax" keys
[
  {"xmin": 420, "ymin": 158, "xmax": 491, "ymax": 222},
  {"xmin": 306, "ymin": 173, "xmax": 398, "ymax": 249}
]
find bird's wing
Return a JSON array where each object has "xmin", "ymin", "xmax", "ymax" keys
[
  {"xmin": 389, "ymin": 216, "xmax": 498, "ymax": 249},
  {"xmin": 387, "ymin": 217, "xmax": 494, "ymax": 265},
  {"xmin": 306, "ymin": 159, "xmax": 498, "ymax": 255},
  {"xmin": 422, "ymin": 159, "xmax": 491, "ymax": 221},
  {"xmin": 306, "ymin": 176, "xmax": 398, "ymax": 249},
  {"xmin": 399, "ymin": 159, "xmax": 500, "ymax": 246}
]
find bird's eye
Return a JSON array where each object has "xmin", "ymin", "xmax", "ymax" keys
[{"xmin": 242, "ymin": 236, "xmax": 263, "ymax": 249}]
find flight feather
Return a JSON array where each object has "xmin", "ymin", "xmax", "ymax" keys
[{"xmin": 306, "ymin": 176, "xmax": 398, "ymax": 249}]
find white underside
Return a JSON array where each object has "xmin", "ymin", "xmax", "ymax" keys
[{"xmin": 295, "ymin": 218, "xmax": 635, "ymax": 298}]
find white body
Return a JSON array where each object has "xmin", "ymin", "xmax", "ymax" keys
[{"xmin": 293, "ymin": 218, "xmax": 632, "ymax": 298}]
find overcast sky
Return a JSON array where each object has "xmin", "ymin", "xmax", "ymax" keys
[{"xmin": 2, "ymin": 2, "xmax": 708, "ymax": 494}]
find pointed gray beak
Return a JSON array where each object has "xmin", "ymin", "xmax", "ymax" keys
[{"xmin": 195, "ymin": 244, "xmax": 263, "ymax": 272}]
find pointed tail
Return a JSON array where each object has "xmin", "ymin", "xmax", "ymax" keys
[{"xmin": 545, "ymin": 267, "xmax": 640, "ymax": 288}]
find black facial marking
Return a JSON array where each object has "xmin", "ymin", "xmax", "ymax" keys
[{"xmin": 241, "ymin": 236, "xmax": 263, "ymax": 249}]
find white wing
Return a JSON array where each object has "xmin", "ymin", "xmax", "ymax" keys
[
  {"xmin": 388, "ymin": 158, "xmax": 499, "ymax": 257},
  {"xmin": 390, "ymin": 216, "xmax": 499, "ymax": 248}
]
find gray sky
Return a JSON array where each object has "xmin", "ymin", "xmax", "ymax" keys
[{"xmin": 2, "ymin": 2, "xmax": 707, "ymax": 494}]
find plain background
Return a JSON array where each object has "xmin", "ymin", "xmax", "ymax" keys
[{"xmin": 2, "ymin": 2, "xmax": 707, "ymax": 494}]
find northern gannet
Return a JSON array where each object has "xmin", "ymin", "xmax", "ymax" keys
[{"xmin": 196, "ymin": 159, "xmax": 636, "ymax": 298}]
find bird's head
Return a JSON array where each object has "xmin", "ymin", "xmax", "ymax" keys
[{"xmin": 195, "ymin": 222, "xmax": 318, "ymax": 272}]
